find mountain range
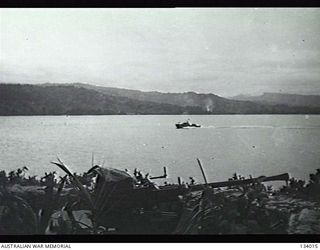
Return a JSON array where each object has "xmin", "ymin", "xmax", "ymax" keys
[{"xmin": 0, "ymin": 83, "xmax": 320, "ymax": 115}]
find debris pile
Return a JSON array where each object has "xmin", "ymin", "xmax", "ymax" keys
[{"xmin": 0, "ymin": 161, "xmax": 320, "ymax": 235}]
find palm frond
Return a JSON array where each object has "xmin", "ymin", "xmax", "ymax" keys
[{"xmin": 51, "ymin": 160, "xmax": 94, "ymax": 211}]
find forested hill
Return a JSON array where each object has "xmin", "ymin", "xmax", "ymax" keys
[
  {"xmin": 68, "ymin": 83, "xmax": 320, "ymax": 114},
  {"xmin": 1, "ymin": 83, "xmax": 320, "ymax": 115},
  {"xmin": 0, "ymin": 84, "xmax": 203, "ymax": 115}
]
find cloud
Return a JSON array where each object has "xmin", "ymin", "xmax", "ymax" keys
[{"xmin": 1, "ymin": 8, "xmax": 320, "ymax": 96}]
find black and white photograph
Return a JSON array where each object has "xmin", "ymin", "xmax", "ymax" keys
[{"xmin": 0, "ymin": 8, "xmax": 320, "ymax": 239}]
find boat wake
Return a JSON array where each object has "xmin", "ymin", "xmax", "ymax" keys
[{"xmin": 201, "ymin": 125, "xmax": 320, "ymax": 130}]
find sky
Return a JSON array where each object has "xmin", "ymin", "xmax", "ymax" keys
[{"xmin": 0, "ymin": 8, "xmax": 320, "ymax": 97}]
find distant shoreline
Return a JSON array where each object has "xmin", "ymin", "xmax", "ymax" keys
[
  {"xmin": 1, "ymin": 113, "xmax": 320, "ymax": 117},
  {"xmin": 2, "ymin": 84, "xmax": 320, "ymax": 116}
]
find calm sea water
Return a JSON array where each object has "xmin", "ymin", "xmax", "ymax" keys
[{"xmin": 1, "ymin": 115, "xmax": 320, "ymax": 185}]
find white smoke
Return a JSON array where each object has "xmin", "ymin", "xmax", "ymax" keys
[{"xmin": 205, "ymin": 98, "xmax": 214, "ymax": 112}]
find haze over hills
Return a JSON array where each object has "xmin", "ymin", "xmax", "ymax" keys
[
  {"xmin": 1, "ymin": 83, "xmax": 320, "ymax": 115},
  {"xmin": 230, "ymin": 92, "xmax": 320, "ymax": 108}
]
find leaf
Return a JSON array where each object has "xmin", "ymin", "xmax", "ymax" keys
[{"xmin": 51, "ymin": 161, "xmax": 95, "ymax": 212}]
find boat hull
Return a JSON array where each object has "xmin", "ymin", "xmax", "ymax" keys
[{"xmin": 175, "ymin": 123, "xmax": 201, "ymax": 129}]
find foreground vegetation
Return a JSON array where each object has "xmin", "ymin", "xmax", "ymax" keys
[{"xmin": 0, "ymin": 160, "xmax": 320, "ymax": 235}]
